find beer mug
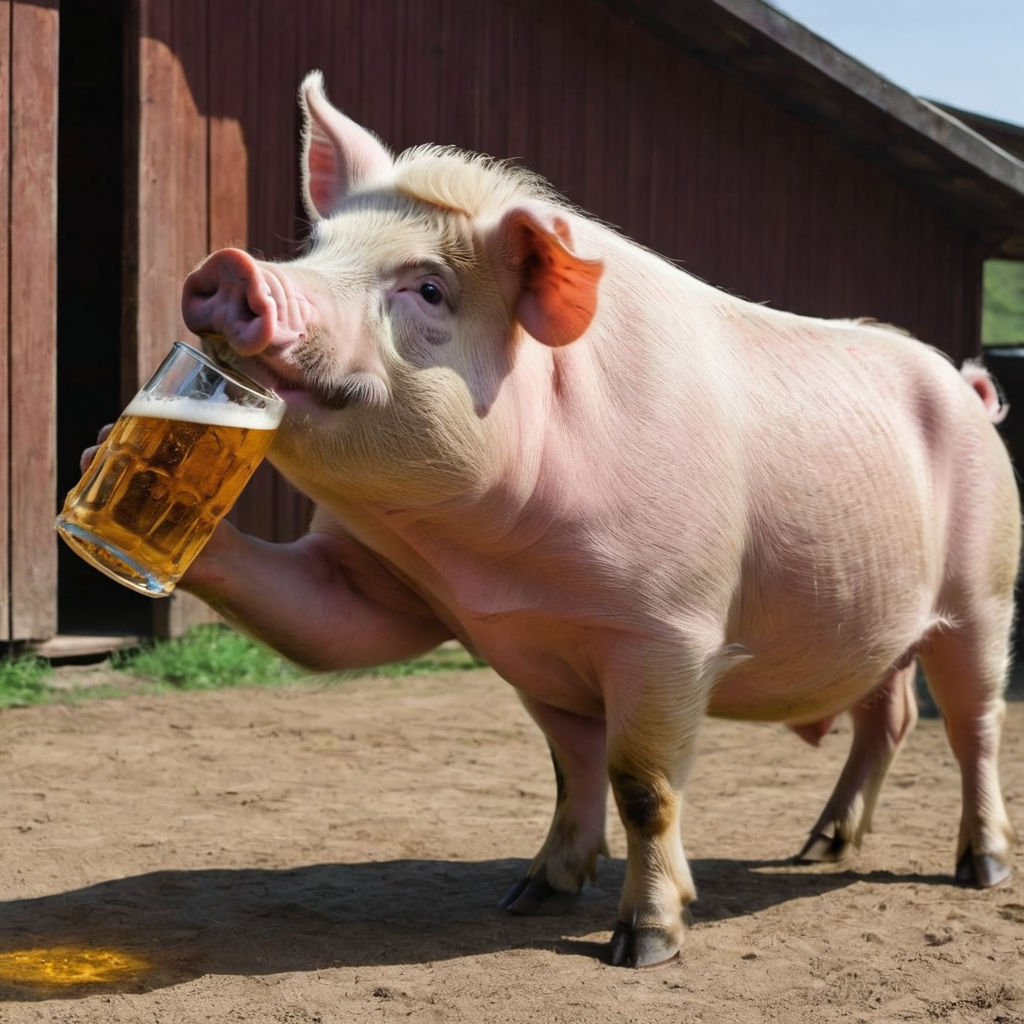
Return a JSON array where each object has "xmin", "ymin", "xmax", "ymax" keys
[{"xmin": 56, "ymin": 342, "xmax": 285, "ymax": 597}]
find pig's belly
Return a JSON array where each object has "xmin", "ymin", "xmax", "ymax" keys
[
  {"xmin": 462, "ymin": 602, "xmax": 921, "ymax": 727},
  {"xmin": 708, "ymin": 659, "xmax": 887, "ymax": 724},
  {"xmin": 705, "ymin": 619, "xmax": 920, "ymax": 725},
  {"xmin": 445, "ymin": 521, "xmax": 937, "ymax": 726},
  {"xmin": 475, "ymin": 623, "xmax": 911, "ymax": 727},
  {"xmin": 706, "ymin": 520, "xmax": 937, "ymax": 724}
]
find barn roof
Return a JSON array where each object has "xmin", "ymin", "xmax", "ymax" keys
[{"xmin": 606, "ymin": 0, "xmax": 1024, "ymax": 259}]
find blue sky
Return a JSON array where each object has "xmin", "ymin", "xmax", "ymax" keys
[{"xmin": 769, "ymin": 1, "xmax": 1024, "ymax": 127}]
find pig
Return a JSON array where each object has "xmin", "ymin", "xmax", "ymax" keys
[{"xmin": 172, "ymin": 71, "xmax": 1019, "ymax": 967}]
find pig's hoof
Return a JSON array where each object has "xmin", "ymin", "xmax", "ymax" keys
[
  {"xmin": 500, "ymin": 874, "xmax": 580, "ymax": 915},
  {"xmin": 608, "ymin": 922, "xmax": 681, "ymax": 968},
  {"xmin": 955, "ymin": 849, "xmax": 1011, "ymax": 889},
  {"xmin": 794, "ymin": 830, "xmax": 850, "ymax": 864}
]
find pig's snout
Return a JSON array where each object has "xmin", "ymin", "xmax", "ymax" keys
[{"xmin": 182, "ymin": 248, "xmax": 284, "ymax": 355}]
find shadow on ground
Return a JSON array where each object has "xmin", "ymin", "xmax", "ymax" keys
[{"xmin": 0, "ymin": 856, "xmax": 958, "ymax": 1000}]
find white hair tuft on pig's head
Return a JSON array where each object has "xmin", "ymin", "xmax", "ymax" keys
[{"xmin": 393, "ymin": 146, "xmax": 557, "ymax": 220}]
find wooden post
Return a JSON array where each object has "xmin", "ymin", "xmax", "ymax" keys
[
  {"xmin": 5, "ymin": 0, "xmax": 59, "ymax": 642},
  {"xmin": 125, "ymin": 0, "xmax": 220, "ymax": 638},
  {"xmin": 0, "ymin": 0, "xmax": 11, "ymax": 641}
]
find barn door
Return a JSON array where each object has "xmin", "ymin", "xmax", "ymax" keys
[{"xmin": 2, "ymin": 0, "xmax": 59, "ymax": 643}]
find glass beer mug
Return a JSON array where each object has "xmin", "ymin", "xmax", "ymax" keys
[{"xmin": 56, "ymin": 342, "xmax": 285, "ymax": 597}]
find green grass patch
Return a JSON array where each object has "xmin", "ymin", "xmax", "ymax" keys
[
  {"xmin": 0, "ymin": 654, "xmax": 54, "ymax": 708},
  {"xmin": 111, "ymin": 623, "xmax": 486, "ymax": 692},
  {"xmin": 0, "ymin": 625, "xmax": 487, "ymax": 709},
  {"xmin": 112, "ymin": 623, "xmax": 305, "ymax": 691}
]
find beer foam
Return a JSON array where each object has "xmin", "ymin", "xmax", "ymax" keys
[{"xmin": 123, "ymin": 394, "xmax": 282, "ymax": 429}]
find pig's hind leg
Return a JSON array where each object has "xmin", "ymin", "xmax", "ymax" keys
[
  {"xmin": 795, "ymin": 664, "xmax": 918, "ymax": 865},
  {"xmin": 501, "ymin": 696, "xmax": 609, "ymax": 915},
  {"xmin": 917, "ymin": 618, "xmax": 1015, "ymax": 888}
]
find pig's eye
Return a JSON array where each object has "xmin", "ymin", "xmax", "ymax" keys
[{"xmin": 419, "ymin": 281, "xmax": 444, "ymax": 306}]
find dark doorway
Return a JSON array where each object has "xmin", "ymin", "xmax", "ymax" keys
[{"xmin": 56, "ymin": 0, "xmax": 150, "ymax": 636}]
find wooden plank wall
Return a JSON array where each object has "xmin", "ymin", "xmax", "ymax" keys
[
  {"xmin": 0, "ymin": 0, "xmax": 9, "ymax": 642},
  {"xmin": 3, "ymin": 0, "xmax": 59, "ymax": 642},
  {"xmin": 126, "ymin": 0, "xmax": 219, "ymax": 636},
  {"xmin": 158, "ymin": 0, "xmax": 978, "ymax": 356},
  {"xmin": 118, "ymin": 0, "xmax": 985, "ymax": 638}
]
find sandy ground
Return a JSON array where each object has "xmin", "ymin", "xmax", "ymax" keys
[{"xmin": 0, "ymin": 665, "xmax": 1022, "ymax": 1024}]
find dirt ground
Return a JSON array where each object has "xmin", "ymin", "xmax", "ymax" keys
[{"xmin": 0, "ymin": 665, "xmax": 1022, "ymax": 1024}]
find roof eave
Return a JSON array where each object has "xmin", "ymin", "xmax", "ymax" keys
[{"xmin": 602, "ymin": 0, "xmax": 1024, "ymax": 259}]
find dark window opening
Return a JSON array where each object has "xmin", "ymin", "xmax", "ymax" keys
[
  {"xmin": 57, "ymin": 0, "xmax": 150, "ymax": 636},
  {"xmin": 983, "ymin": 258, "xmax": 1024, "ymax": 347}
]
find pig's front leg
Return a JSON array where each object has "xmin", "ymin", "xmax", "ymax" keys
[
  {"xmin": 501, "ymin": 696, "xmax": 609, "ymax": 915},
  {"xmin": 604, "ymin": 670, "xmax": 703, "ymax": 968},
  {"xmin": 181, "ymin": 520, "xmax": 453, "ymax": 671},
  {"xmin": 77, "ymin": 436, "xmax": 447, "ymax": 670}
]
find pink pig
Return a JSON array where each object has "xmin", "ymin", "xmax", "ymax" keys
[{"xmin": 176, "ymin": 72, "xmax": 1020, "ymax": 966}]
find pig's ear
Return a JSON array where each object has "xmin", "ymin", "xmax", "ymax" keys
[
  {"xmin": 489, "ymin": 205, "xmax": 603, "ymax": 347},
  {"xmin": 299, "ymin": 70, "xmax": 394, "ymax": 220}
]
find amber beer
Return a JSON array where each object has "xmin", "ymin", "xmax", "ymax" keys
[{"xmin": 56, "ymin": 343, "xmax": 284, "ymax": 597}]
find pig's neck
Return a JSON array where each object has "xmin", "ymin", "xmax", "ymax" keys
[{"xmin": 294, "ymin": 228, "xmax": 744, "ymax": 628}]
